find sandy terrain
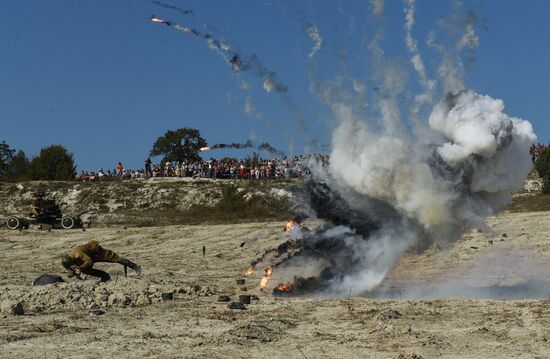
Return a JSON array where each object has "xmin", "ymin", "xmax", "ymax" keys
[{"xmin": 1, "ymin": 212, "xmax": 549, "ymax": 358}]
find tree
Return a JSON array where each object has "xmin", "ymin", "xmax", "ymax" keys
[
  {"xmin": 7, "ymin": 150, "xmax": 30, "ymax": 180},
  {"xmin": 30, "ymin": 145, "xmax": 76, "ymax": 180},
  {"xmin": 150, "ymin": 128, "xmax": 207, "ymax": 163},
  {"xmin": 0, "ymin": 141, "xmax": 16, "ymax": 179},
  {"xmin": 535, "ymin": 146, "xmax": 550, "ymax": 193},
  {"xmin": 0, "ymin": 142, "xmax": 30, "ymax": 180}
]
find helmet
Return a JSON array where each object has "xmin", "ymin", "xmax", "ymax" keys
[{"xmin": 61, "ymin": 255, "xmax": 74, "ymax": 268}]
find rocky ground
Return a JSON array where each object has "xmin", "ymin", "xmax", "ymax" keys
[{"xmin": 1, "ymin": 203, "xmax": 549, "ymax": 358}]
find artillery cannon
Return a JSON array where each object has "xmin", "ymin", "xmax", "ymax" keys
[{"xmin": 4, "ymin": 196, "xmax": 86, "ymax": 230}]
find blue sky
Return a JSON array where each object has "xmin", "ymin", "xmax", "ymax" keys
[{"xmin": 1, "ymin": 0, "xmax": 549, "ymax": 171}]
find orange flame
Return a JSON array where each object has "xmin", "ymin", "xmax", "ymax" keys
[
  {"xmin": 150, "ymin": 17, "xmax": 166, "ymax": 23},
  {"xmin": 259, "ymin": 267, "xmax": 273, "ymax": 290},
  {"xmin": 246, "ymin": 265, "xmax": 254, "ymax": 276},
  {"xmin": 274, "ymin": 282, "xmax": 293, "ymax": 292},
  {"xmin": 200, "ymin": 146, "xmax": 211, "ymax": 151},
  {"xmin": 284, "ymin": 219, "xmax": 297, "ymax": 232}
]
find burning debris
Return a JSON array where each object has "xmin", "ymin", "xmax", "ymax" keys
[
  {"xmin": 283, "ymin": 219, "xmax": 298, "ymax": 232},
  {"xmin": 259, "ymin": 267, "xmax": 273, "ymax": 290},
  {"xmin": 245, "ymin": 265, "xmax": 254, "ymax": 276},
  {"xmin": 273, "ymin": 282, "xmax": 293, "ymax": 295}
]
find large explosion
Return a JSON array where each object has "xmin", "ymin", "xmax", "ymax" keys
[
  {"xmin": 150, "ymin": 1, "xmax": 537, "ymax": 297},
  {"xmin": 271, "ymin": 90, "xmax": 535, "ymax": 297}
]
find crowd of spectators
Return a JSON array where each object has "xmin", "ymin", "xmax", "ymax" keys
[
  {"xmin": 529, "ymin": 143, "xmax": 546, "ymax": 163},
  {"xmin": 77, "ymin": 155, "xmax": 329, "ymax": 181}
]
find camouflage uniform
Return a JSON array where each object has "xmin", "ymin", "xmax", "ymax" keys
[{"xmin": 62, "ymin": 240, "xmax": 141, "ymax": 282}]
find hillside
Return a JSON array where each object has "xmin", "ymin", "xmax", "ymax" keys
[{"xmin": 0, "ymin": 179, "xmax": 298, "ymax": 227}]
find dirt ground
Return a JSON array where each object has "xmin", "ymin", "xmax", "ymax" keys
[{"xmin": 1, "ymin": 211, "xmax": 549, "ymax": 358}]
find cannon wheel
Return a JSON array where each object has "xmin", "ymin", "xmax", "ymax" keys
[
  {"xmin": 61, "ymin": 216, "xmax": 76, "ymax": 229},
  {"xmin": 6, "ymin": 216, "xmax": 22, "ymax": 230}
]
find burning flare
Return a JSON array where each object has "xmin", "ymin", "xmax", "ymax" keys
[
  {"xmin": 259, "ymin": 267, "xmax": 273, "ymax": 290},
  {"xmin": 199, "ymin": 146, "xmax": 211, "ymax": 151},
  {"xmin": 149, "ymin": 16, "xmax": 171, "ymax": 26}
]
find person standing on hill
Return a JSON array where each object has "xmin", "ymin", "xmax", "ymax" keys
[
  {"xmin": 144, "ymin": 158, "xmax": 152, "ymax": 177},
  {"xmin": 116, "ymin": 162, "xmax": 123, "ymax": 178}
]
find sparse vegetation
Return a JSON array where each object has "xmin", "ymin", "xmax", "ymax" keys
[
  {"xmin": 180, "ymin": 183, "xmax": 292, "ymax": 225},
  {"xmin": 535, "ymin": 146, "xmax": 550, "ymax": 193}
]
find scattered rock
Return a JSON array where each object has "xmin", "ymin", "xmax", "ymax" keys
[
  {"xmin": 235, "ymin": 278, "xmax": 245, "ymax": 285},
  {"xmin": 239, "ymin": 295, "xmax": 251, "ymax": 304},
  {"xmin": 502, "ymin": 233, "xmax": 507, "ymax": 238},
  {"xmin": 470, "ymin": 246, "xmax": 479, "ymax": 250},
  {"xmin": 33, "ymin": 274, "xmax": 65, "ymax": 286},
  {"xmin": 1, "ymin": 301, "xmax": 24, "ymax": 316},
  {"xmin": 189, "ymin": 284, "xmax": 201, "ymax": 292},
  {"xmin": 376, "ymin": 309, "xmax": 402, "ymax": 322},
  {"xmin": 488, "ymin": 240, "xmax": 494, "ymax": 245},
  {"xmin": 250, "ymin": 295, "xmax": 260, "ymax": 301},
  {"xmin": 228, "ymin": 302, "xmax": 247, "ymax": 310},
  {"xmin": 218, "ymin": 295, "xmax": 231, "ymax": 302},
  {"xmin": 397, "ymin": 353, "xmax": 423, "ymax": 359},
  {"xmin": 89, "ymin": 308, "xmax": 105, "ymax": 316},
  {"xmin": 108, "ymin": 293, "xmax": 132, "ymax": 307},
  {"xmin": 136, "ymin": 294, "xmax": 152, "ymax": 306},
  {"xmin": 161, "ymin": 292, "xmax": 174, "ymax": 301}
]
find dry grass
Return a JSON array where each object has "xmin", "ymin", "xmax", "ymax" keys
[{"xmin": 507, "ymin": 193, "xmax": 550, "ymax": 213}]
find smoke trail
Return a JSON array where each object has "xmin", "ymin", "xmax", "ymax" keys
[
  {"xmin": 150, "ymin": 17, "xmax": 289, "ymax": 94},
  {"xmin": 371, "ymin": 0, "xmax": 385, "ymax": 18},
  {"xmin": 211, "ymin": 141, "xmax": 253, "ymax": 150},
  {"xmin": 402, "ymin": 0, "xmax": 437, "ymax": 126},
  {"xmin": 274, "ymin": 5, "xmax": 324, "ymax": 60},
  {"xmin": 403, "ymin": 0, "xmax": 435, "ymax": 93},
  {"xmin": 244, "ymin": 96, "xmax": 261, "ymax": 118},
  {"xmin": 306, "ymin": 25, "xmax": 323, "ymax": 59},
  {"xmin": 427, "ymin": 4, "xmax": 481, "ymax": 94},
  {"xmin": 201, "ymin": 140, "xmax": 284, "ymax": 156},
  {"xmin": 150, "ymin": 0, "xmax": 194, "ymax": 16},
  {"xmin": 258, "ymin": 142, "xmax": 284, "ymax": 156}
]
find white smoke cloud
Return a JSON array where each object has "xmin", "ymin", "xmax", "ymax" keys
[
  {"xmin": 311, "ymin": 90, "xmax": 536, "ymax": 295},
  {"xmin": 306, "ymin": 25, "xmax": 324, "ymax": 59}
]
